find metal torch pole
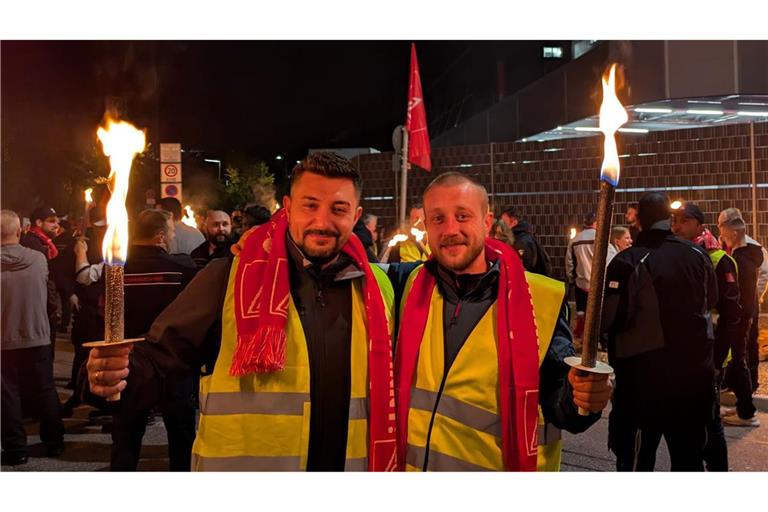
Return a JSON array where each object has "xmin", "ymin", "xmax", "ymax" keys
[{"xmin": 399, "ymin": 128, "xmax": 409, "ymax": 227}]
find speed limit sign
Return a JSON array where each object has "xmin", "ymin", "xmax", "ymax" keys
[{"xmin": 161, "ymin": 163, "xmax": 181, "ymax": 182}]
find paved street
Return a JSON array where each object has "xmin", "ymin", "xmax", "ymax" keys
[{"xmin": 2, "ymin": 331, "xmax": 767, "ymax": 472}]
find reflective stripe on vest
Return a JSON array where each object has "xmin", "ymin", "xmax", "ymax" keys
[
  {"xmin": 403, "ymin": 267, "xmax": 565, "ymax": 471},
  {"xmin": 191, "ymin": 258, "xmax": 393, "ymax": 471}
]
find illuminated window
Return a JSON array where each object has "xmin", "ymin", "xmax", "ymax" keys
[{"xmin": 543, "ymin": 46, "xmax": 563, "ymax": 59}]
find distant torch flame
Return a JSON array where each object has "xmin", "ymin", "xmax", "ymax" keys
[
  {"xmin": 570, "ymin": 227, "xmax": 577, "ymax": 240},
  {"xmin": 598, "ymin": 64, "xmax": 628, "ymax": 186},
  {"xmin": 410, "ymin": 226, "xmax": 426, "ymax": 242},
  {"xmin": 388, "ymin": 233, "xmax": 408, "ymax": 248},
  {"xmin": 97, "ymin": 119, "xmax": 146, "ymax": 265},
  {"xmin": 182, "ymin": 205, "xmax": 197, "ymax": 228},
  {"xmin": 670, "ymin": 200, "xmax": 682, "ymax": 210},
  {"xmin": 84, "ymin": 187, "xmax": 93, "ymax": 205}
]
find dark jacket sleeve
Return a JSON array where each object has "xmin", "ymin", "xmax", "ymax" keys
[
  {"xmin": 514, "ymin": 234, "xmax": 538, "ymax": 272},
  {"xmin": 539, "ymin": 302, "xmax": 601, "ymax": 433},
  {"xmin": 713, "ymin": 256, "xmax": 741, "ymax": 369},
  {"xmin": 121, "ymin": 257, "xmax": 230, "ymax": 411}
]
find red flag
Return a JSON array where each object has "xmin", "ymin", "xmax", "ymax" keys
[{"xmin": 406, "ymin": 43, "xmax": 431, "ymax": 172}]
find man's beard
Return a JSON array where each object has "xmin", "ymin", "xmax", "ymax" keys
[
  {"xmin": 437, "ymin": 235, "xmax": 484, "ymax": 273},
  {"xmin": 299, "ymin": 229, "xmax": 342, "ymax": 265},
  {"xmin": 209, "ymin": 233, "xmax": 230, "ymax": 247}
]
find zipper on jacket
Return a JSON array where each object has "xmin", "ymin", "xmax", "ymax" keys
[{"xmin": 449, "ymin": 300, "xmax": 463, "ymax": 327}]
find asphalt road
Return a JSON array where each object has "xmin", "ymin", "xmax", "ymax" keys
[{"xmin": 3, "ymin": 332, "xmax": 767, "ymax": 472}]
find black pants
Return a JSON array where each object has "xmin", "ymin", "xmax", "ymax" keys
[
  {"xmin": 703, "ymin": 388, "xmax": 728, "ymax": 472},
  {"xmin": 110, "ymin": 374, "xmax": 197, "ymax": 471},
  {"xmin": 748, "ymin": 312, "xmax": 760, "ymax": 392},
  {"xmin": 725, "ymin": 316, "xmax": 756, "ymax": 419},
  {"xmin": 610, "ymin": 412, "xmax": 708, "ymax": 471},
  {"xmin": 1, "ymin": 346, "xmax": 65, "ymax": 457}
]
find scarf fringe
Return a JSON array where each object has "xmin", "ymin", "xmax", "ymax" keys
[{"xmin": 229, "ymin": 326, "xmax": 287, "ymax": 376}]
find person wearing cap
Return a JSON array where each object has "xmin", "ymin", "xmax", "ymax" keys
[
  {"xmin": 602, "ymin": 192, "xmax": 718, "ymax": 471},
  {"xmin": 565, "ymin": 212, "xmax": 597, "ymax": 340},
  {"xmin": 718, "ymin": 213, "xmax": 762, "ymax": 427},
  {"xmin": 20, "ymin": 207, "xmax": 64, "ymax": 352},
  {"xmin": 671, "ymin": 201, "xmax": 741, "ymax": 469},
  {"xmin": 718, "ymin": 207, "xmax": 768, "ymax": 394}
]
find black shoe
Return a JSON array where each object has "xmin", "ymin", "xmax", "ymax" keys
[
  {"xmin": 46, "ymin": 444, "xmax": 65, "ymax": 458},
  {"xmin": 1, "ymin": 453, "xmax": 29, "ymax": 466}
]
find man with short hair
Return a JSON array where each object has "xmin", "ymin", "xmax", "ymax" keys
[
  {"xmin": 603, "ymin": 192, "xmax": 718, "ymax": 471},
  {"xmin": 394, "ymin": 173, "xmax": 609, "ymax": 471},
  {"xmin": 625, "ymin": 205, "xmax": 640, "ymax": 243},
  {"xmin": 364, "ymin": 213, "xmax": 379, "ymax": 255},
  {"xmin": 190, "ymin": 210, "xmax": 233, "ymax": 269},
  {"xmin": 158, "ymin": 197, "xmax": 205, "ymax": 255},
  {"xmin": 718, "ymin": 214, "xmax": 761, "ymax": 427},
  {"xmin": 241, "ymin": 205, "xmax": 272, "ymax": 231},
  {"xmin": 607, "ymin": 225, "xmax": 632, "ymax": 266},
  {"xmin": 396, "ymin": 203, "xmax": 430, "ymax": 263},
  {"xmin": 76, "ymin": 209, "xmax": 199, "ymax": 469},
  {"xmin": 566, "ymin": 213, "xmax": 597, "ymax": 340},
  {"xmin": 500, "ymin": 206, "xmax": 552, "ymax": 276},
  {"xmin": 1, "ymin": 209, "xmax": 65, "ymax": 466},
  {"xmin": 87, "ymin": 152, "xmax": 397, "ymax": 471},
  {"xmin": 718, "ymin": 207, "xmax": 768, "ymax": 393},
  {"xmin": 671, "ymin": 201, "xmax": 740, "ymax": 470}
]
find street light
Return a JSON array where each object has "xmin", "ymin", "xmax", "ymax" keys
[
  {"xmin": 204, "ymin": 158, "xmax": 222, "ymax": 181},
  {"xmin": 275, "ymin": 155, "xmax": 283, "ymax": 161}
]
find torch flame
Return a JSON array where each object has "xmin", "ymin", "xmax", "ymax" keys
[
  {"xmin": 84, "ymin": 187, "xmax": 93, "ymax": 204},
  {"xmin": 97, "ymin": 119, "xmax": 146, "ymax": 265},
  {"xmin": 388, "ymin": 233, "xmax": 409, "ymax": 248},
  {"xmin": 410, "ymin": 226, "xmax": 426, "ymax": 242},
  {"xmin": 570, "ymin": 227, "xmax": 577, "ymax": 240},
  {"xmin": 599, "ymin": 64, "xmax": 628, "ymax": 186},
  {"xmin": 182, "ymin": 205, "xmax": 197, "ymax": 228}
]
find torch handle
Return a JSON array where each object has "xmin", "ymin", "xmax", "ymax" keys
[
  {"xmin": 580, "ymin": 181, "xmax": 616, "ymax": 368},
  {"xmin": 108, "ymin": 392, "xmax": 121, "ymax": 402}
]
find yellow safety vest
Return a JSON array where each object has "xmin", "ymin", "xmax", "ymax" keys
[
  {"xmin": 191, "ymin": 257, "xmax": 394, "ymax": 471},
  {"xmin": 402, "ymin": 267, "xmax": 565, "ymax": 471},
  {"xmin": 400, "ymin": 240, "xmax": 431, "ymax": 263}
]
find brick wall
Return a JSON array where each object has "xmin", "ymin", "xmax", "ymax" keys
[{"xmin": 358, "ymin": 121, "xmax": 768, "ymax": 280}]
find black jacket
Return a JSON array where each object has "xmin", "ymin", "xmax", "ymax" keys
[
  {"xmin": 731, "ymin": 244, "xmax": 764, "ymax": 320},
  {"xmin": 190, "ymin": 240, "xmax": 234, "ymax": 270},
  {"xmin": 352, "ymin": 219, "xmax": 378, "ymax": 263},
  {"xmin": 603, "ymin": 226, "xmax": 717, "ymax": 425},
  {"xmin": 511, "ymin": 221, "xmax": 551, "ymax": 277},
  {"xmin": 707, "ymin": 250, "xmax": 742, "ymax": 369}
]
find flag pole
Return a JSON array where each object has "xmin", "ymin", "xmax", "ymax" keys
[{"xmin": 398, "ymin": 126, "xmax": 409, "ymax": 227}]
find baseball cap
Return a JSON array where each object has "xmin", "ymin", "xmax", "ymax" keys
[
  {"xmin": 30, "ymin": 207, "xmax": 57, "ymax": 223},
  {"xmin": 673, "ymin": 202, "xmax": 705, "ymax": 225}
]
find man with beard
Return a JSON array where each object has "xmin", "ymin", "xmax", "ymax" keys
[
  {"xmin": 394, "ymin": 172, "xmax": 610, "ymax": 471},
  {"xmin": 190, "ymin": 210, "xmax": 233, "ymax": 270},
  {"xmin": 85, "ymin": 152, "xmax": 397, "ymax": 471}
]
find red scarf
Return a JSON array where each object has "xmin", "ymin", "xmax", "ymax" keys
[
  {"xmin": 231, "ymin": 209, "xmax": 397, "ymax": 471},
  {"xmin": 694, "ymin": 228, "xmax": 721, "ymax": 251},
  {"xmin": 394, "ymin": 238, "xmax": 540, "ymax": 471},
  {"xmin": 29, "ymin": 226, "xmax": 58, "ymax": 260}
]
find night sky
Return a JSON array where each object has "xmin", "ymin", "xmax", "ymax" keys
[{"xmin": 1, "ymin": 40, "xmax": 568, "ymax": 212}]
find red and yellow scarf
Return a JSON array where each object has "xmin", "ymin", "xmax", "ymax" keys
[
  {"xmin": 394, "ymin": 238, "xmax": 540, "ymax": 471},
  {"xmin": 230, "ymin": 209, "xmax": 397, "ymax": 471}
]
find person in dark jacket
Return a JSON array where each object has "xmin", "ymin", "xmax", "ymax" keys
[
  {"xmin": 718, "ymin": 215, "xmax": 761, "ymax": 427},
  {"xmin": 1, "ymin": 210, "xmax": 65, "ymax": 466},
  {"xmin": 241, "ymin": 204, "xmax": 272, "ymax": 231},
  {"xmin": 352, "ymin": 215, "xmax": 378, "ymax": 263},
  {"xmin": 603, "ymin": 192, "xmax": 718, "ymax": 471},
  {"xmin": 500, "ymin": 206, "xmax": 552, "ymax": 276},
  {"xmin": 190, "ymin": 210, "xmax": 233, "ymax": 270},
  {"xmin": 671, "ymin": 201, "xmax": 740, "ymax": 470},
  {"xmin": 78, "ymin": 209, "xmax": 199, "ymax": 470}
]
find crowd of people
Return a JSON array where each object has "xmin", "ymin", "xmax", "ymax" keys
[{"xmin": 1, "ymin": 151, "xmax": 765, "ymax": 471}]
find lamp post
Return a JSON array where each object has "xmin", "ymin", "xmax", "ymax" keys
[{"xmin": 204, "ymin": 158, "xmax": 222, "ymax": 181}]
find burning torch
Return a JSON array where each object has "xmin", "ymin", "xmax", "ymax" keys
[
  {"xmin": 83, "ymin": 118, "xmax": 146, "ymax": 401},
  {"xmin": 565, "ymin": 64, "xmax": 627, "ymax": 414},
  {"xmin": 182, "ymin": 205, "xmax": 197, "ymax": 228}
]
